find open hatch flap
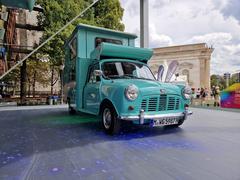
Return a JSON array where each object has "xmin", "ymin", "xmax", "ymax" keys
[{"xmin": 91, "ymin": 43, "xmax": 153, "ymax": 62}]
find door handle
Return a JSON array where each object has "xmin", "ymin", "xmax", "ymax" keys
[{"xmin": 89, "ymin": 93, "xmax": 96, "ymax": 99}]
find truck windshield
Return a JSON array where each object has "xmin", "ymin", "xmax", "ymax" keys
[{"xmin": 102, "ymin": 61, "xmax": 155, "ymax": 80}]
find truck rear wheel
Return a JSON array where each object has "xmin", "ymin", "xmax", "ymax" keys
[{"xmin": 101, "ymin": 103, "xmax": 121, "ymax": 135}]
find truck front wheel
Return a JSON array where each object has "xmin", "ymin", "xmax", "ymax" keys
[{"xmin": 101, "ymin": 104, "xmax": 121, "ymax": 135}]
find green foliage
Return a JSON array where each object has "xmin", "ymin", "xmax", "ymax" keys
[
  {"xmin": 36, "ymin": 0, "xmax": 124, "ymax": 65},
  {"xmin": 26, "ymin": 59, "xmax": 50, "ymax": 88},
  {"xmin": 8, "ymin": 0, "xmax": 125, "ymax": 96},
  {"xmin": 229, "ymin": 74, "xmax": 239, "ymax": 86},
  {"xmin": 210, "ymin": 74, "xmax": 226, "ymax": 90},
  {"xmin": 2, "ymin": 68, "xmax": 20, "ymax": 84},
  {"xmin": 36, "ymin": 0, "xmax": 95, "ymax": 65},
  {"xmin": 94, "ymin": 0, "xmax": 125, "ymax": 31},
  {"xmin": 211, "ymin": 74, "xmax": 240, "ymax": 90},
  {"xmin": 34, "ymin": 0, "xmax": 125, "ymax": 94}
]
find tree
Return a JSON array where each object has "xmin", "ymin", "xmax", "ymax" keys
[
  {"xmin": 210, "ymin": 74, "xmax": 226, "ymax": 90},
  {"xmin": 94, "ymin": 0, "xmax": 125, "ymax": 31},
  {"xmin": 36, "ymin": 0, "xmax": 125, "ymax": 94},
  {"xmin": 2, "ymin": 68, "xmax": 20, "ymax": 97},
  {"xmin": 26, "ymin": 59, "xmax": 50, "ymax": 97},
  {"xmin": 229, "ymin": 74, "xmax": 239, "ymax": 86}
]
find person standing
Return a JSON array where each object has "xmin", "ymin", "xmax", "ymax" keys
[
  {"xmin": 200, "ymin": 88, "xmax": 206, "ymax": 106},
  {"xmin": 214, "ymin": 86, "xmax": 221, "ymax": 107},
  {"xmin": 196, "ymin": 88, "xmax": 201, "ymax": 99}
]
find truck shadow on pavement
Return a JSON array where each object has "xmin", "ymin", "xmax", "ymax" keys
[{"xmin": 0, "ymin": 108, "xmax": 186, "ymax": 169}]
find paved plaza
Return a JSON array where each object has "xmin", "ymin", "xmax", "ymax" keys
[{"xmin": 0, "ymin": 107, "xmax": 240, "ymax": 180}]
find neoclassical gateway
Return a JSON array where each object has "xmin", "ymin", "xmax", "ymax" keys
[{"xmin": 149, "ymin": 43, "xmax": 214, "ymax": 90}]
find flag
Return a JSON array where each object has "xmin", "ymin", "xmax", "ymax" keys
[
  {"xmin": 165, "ymin": 60, "xmax": 179, "ymax": 82},
  {"xmin": 157, "ymin": 65, "xmax": 164, "ymax": 81}
]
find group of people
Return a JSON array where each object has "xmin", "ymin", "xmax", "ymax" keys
[{"xmin": 191, "ymin": 86, "xmax": 221, "ymax": 107}]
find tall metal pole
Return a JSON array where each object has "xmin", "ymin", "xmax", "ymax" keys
[
  {"xmin": 140, "ymin": 0, "xmax": 149, "ymax": 48},
  {"xmin": 59, "ymin": 64, "xmax": 64, "ymax": 104}
]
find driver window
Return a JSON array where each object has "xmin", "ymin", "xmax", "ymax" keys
[
  {"xmin": 88, "ymin": 64, "xmax": 100, "ymax": 83},
  {"xmin": 122, "ymin": 62, "xmax": 136, "ymax": 75}
]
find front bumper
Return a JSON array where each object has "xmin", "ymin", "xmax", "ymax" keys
[{"xmin": 119, "ymin": 110, "xmax": 193, "ymax": 124}]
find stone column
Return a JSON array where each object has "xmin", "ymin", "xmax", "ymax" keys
[
  {"xmin": 205, "ymin": 58, "xmax": 211, "ymax": 90},
  {"xmin": 199, "ymin": 58, "xmax": 205, "ymax": 88}
]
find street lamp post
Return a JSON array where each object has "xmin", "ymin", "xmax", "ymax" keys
[
  {"xmin": 224, "ymin": 72, "xmax": 231, "ymax": 88},
  {"xmin": 59, "ymin": 64, "xmax": 64, "ymax": 104}
]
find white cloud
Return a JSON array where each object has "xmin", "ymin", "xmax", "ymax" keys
[
  {"xmin": 188, "ymin": 32, "xmax": 232, "ymax": 46},
  {"xmin": 120, "ymin": 0, "xmax": 240, "ymax": 75},
  {"xmin": 149, "ymin": 25, "xmax": 172, "ymax": 47}
]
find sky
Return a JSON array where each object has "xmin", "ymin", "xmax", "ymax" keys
[{"xmin": 120, "ymin": 0, "xmax": 240, "ymax": 75}]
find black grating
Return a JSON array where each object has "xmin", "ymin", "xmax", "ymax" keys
[
  {"xmin": 159, "ymin": 95, "xmax": 167, "ymax": 111},
  {"xmin": 148, "ymin": 97, "xmax": 158, "ymax": 111},
  {"xmin": 141, "ymin": 99, "xmax": 147, "ymax": 111},
  {"xmin": 168, "ymin": 97, "xmax": 175, "ymax": 110},
  {"xmin": 175, "ymin": 98, "xmax": 180, "ymax": 110},
  {"xmin": 141, "ymin": 95, "xmax": 181, "ymax": 112}
]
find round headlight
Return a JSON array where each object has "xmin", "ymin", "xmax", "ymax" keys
[
  {"xmin": 125, "ymin": 84, "xmax": 139, "ymax": 101},
  {"xmin": 182, "ymin": 86, "xmax": 192, "ymax": 99}
]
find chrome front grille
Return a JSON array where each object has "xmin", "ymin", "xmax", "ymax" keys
[
  {"xmin": 148, "ymin": 97, "xmax": 158, "ymax": 111},
  {"xmin": 159, "ymin": 95, "xmax": 167, "ymax": 111},
  {"xmin": 168, "ymin": 97, "xmax": 175, "ymax": 110},
  {"xmin": 141, "ymin": 95, "xmax": 181, "ymax": 112}
]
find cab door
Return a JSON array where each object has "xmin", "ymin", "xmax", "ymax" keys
[{"xmin": 83, "ymin": 63, "xmax": 101, "ymax": 114}]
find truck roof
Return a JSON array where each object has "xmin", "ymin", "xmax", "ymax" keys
[
  {"xmin": 91, "ymin": 42, "xmax": 153, "ymax": 62},
  {"xmin": 65, "ymin": 24, "xmax": 137, "ymax": 46}
]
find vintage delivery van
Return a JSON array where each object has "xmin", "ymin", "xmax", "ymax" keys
[{"xmin": 64, "ymin": 24, "xmax": 192, "ymax": 134}]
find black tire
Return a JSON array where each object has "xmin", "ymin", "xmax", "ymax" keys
[
  {"xmin": 101, "ymin": 103, "xmax": 121, "ymax": 135},
  {"xmin": 68, "ymin": 98, "xmax": 76, "ymax": 115},
  {"xmin": 177, "ymin": 118, "xmax": 185, "ymax": 126}
]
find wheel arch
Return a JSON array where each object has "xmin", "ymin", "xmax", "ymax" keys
[{"xmin": 99, "ymin": 99, "xmax": 119, "ymax": 116}]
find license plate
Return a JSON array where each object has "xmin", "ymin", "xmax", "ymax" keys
[{"xmin": 151, "ymin": 117, "xmax": 178, "ymax": 127}]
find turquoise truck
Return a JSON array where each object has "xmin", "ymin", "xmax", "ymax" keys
[{"xmin": 63, "ymin": 24, "xmax": 192, "ymax": 134}]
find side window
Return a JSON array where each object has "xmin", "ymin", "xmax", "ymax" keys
[
  {"xmin": 95, "ymin": 37, "xmax": 122, "ymax": 47},
  {"xmin": 69, "ymin": 66, "xmax": 76, "ymax": 81},
  {"xmin": 69, "ymin": 38, "xmax": 77, "ymax": 60},
  {"xmin": 88, "ymin": 64, "xmax": 100, "ymax": 83}
]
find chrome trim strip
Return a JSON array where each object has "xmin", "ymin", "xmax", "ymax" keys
[{"xmin": 120, "ymin": 112, "xmax": 185, "ymax": 121}]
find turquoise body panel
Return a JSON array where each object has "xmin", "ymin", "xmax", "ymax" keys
[
  {"xmin": 91, "ymin": 43, "xmax": 153, "ymax": 61},
  {"xmin": 0, "ymin": 0, "xmax": 35, "ymax": 11},
  {"xmin": 63, "ymin": 24, "xmax": 189, "ymax": 121},
  {"xmin": 97, "ymin": 59, "xmax": 187, "ymax": 117}
]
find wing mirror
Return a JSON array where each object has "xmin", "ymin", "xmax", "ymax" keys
[{"xmin": 94, "ymin": 70, "xmax": 103, "ymax": 76}]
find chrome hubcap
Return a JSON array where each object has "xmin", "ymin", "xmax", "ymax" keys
[{"xmin": 103, "ymin": 108, "xmax": 112, "ymax": 129}]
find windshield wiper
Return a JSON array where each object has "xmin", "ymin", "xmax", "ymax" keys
[
  {"xmin": 107, "ymin": 74, "xmax": 154, "ymax": 81},
  {"xmin": 124, "ymin": 74, "xmax": 154, "ymax": 81},
  {"xmin": 107, "ymin": 75, "xmax": 131, "ymax": 79},
  {"xmin": 123, "ymin": 74, "xmax": 138, "ymax": 78}
]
